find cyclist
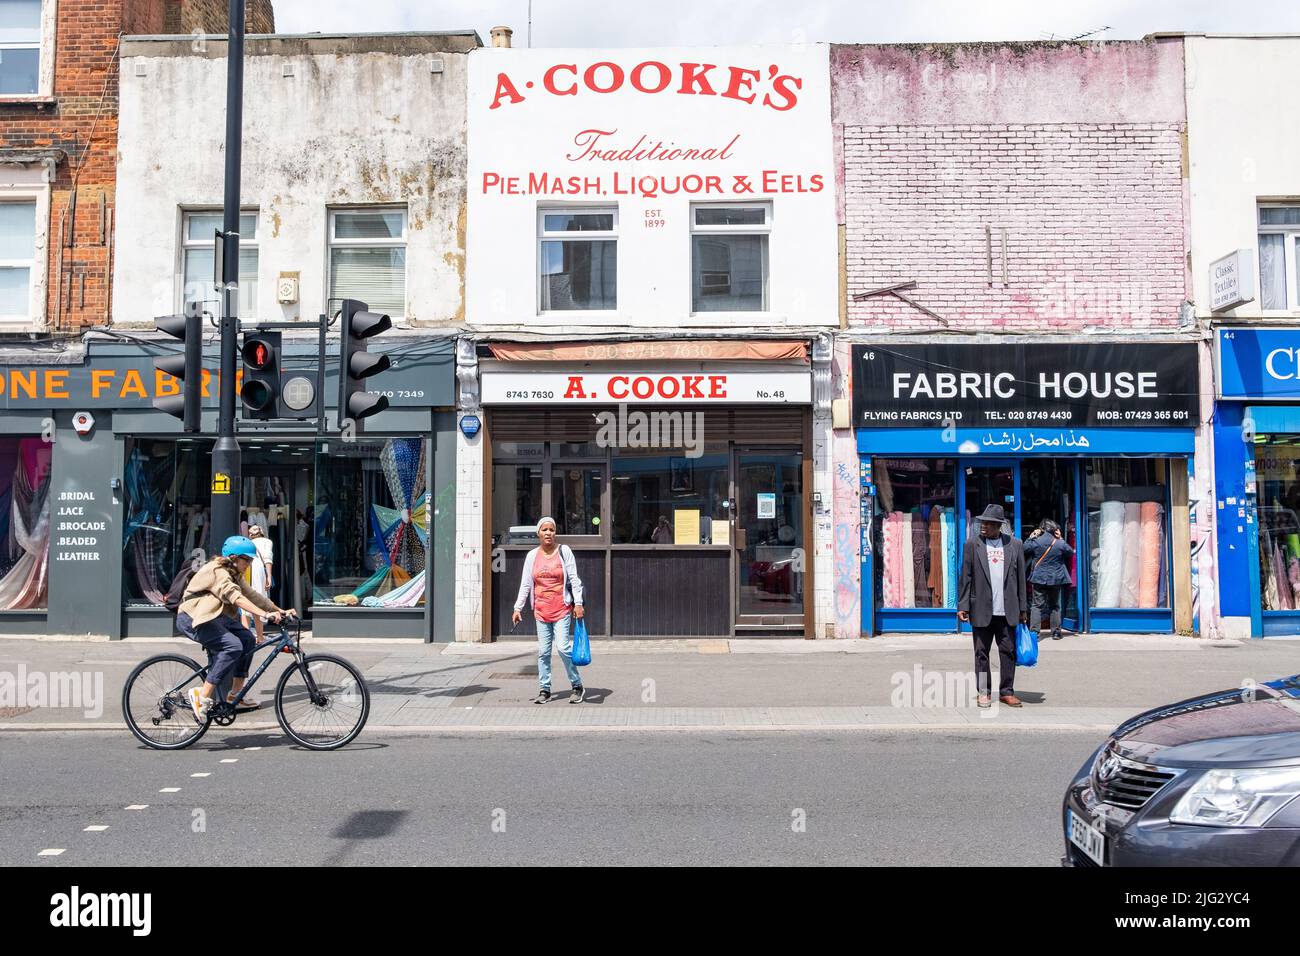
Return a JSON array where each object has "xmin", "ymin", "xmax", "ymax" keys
[{"xmin": 177, "ymin": 535, "xmax": 297, "ymax": 721}]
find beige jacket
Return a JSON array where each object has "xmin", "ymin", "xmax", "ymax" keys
[{"xmin": 178, "ymin": 558, "xmax": 278, "ymax": 627}]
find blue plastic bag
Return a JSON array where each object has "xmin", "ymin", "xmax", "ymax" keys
[
  {"xmin": 1015, "ymin": 622, "xmax": 1038, "ymax": 667},
  {"xmin": 571, "ymin": 616, "xmax": 591, "ymax": 667}
]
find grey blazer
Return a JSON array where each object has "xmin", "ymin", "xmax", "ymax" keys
[
  {"xmin": 957, "ymin": 533, "xmax": 1027, "ymax": 628},
  {"xmin": 514, "ymin": 544, "xmax": 585, "ymax": 612}
]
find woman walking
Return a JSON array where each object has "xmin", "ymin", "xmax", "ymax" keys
[
  {"xmin": 241, "ymin": 523, "xmax": 275, "ymax": 642},
  {"xmin": 1024, "ymin": 518, "xmax": 1075, "ymax": 640},
  {"xmin": 512, "ymin": 517, "xmax": 586, "ymax": 704}
]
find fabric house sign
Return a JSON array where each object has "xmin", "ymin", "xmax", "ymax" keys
[{"xmin": 853, "ymin": 343, "xmax": 1200, "ymax": 429}]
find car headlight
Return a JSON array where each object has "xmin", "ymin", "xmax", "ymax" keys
[{"xmin": 1170, "ymin": 766, "xmax": 1300, "ymax": 827}]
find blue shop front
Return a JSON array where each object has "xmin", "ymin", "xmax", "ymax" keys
[
  {"xmin": 852, "ymin": 342, "xmax": 1202, "ymax": 636},
  {"xmin": 1213, "ymin": 326, "xmax": 1300, "ymax": 638}
]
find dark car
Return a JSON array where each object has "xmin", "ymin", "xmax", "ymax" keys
[{"xmin": 1062, "ymin": 676, "xmax": 1300, "ymax": 866}]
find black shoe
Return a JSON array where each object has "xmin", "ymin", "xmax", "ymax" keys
[
  {"xmin": 569, "ymin": 685, "xmax": 584, "ymax": 704},
  {"xmin": 534, "ymin": 689, "xmax": 551, "ymax": 704},
  {"xmin": 1052, "ymin": 630, "xmax": 1064, "ymax": 641}
]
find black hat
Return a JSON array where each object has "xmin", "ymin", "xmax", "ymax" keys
[{"xmin": 977, "ymin": 504, "xmax": 1007, "ymax": 524}]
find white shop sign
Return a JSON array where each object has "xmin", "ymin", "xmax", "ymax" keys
[
  {"xmin": 1211, "ymin": 249, "xmax": 1256, "ymax": 313},
  {"xmin": 482, "ymin": 368, "xmax": 811, "ymax": 404}
]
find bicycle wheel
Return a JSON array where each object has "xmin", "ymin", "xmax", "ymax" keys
[
  {"xmin": 123, "ymin": 654, "xmax": 211, "ymax": 750},
  {"xmin": 274, "ymin": 653, "xmax": 369, "ymax": 751}
]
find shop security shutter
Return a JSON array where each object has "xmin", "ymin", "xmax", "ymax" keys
[{"xmin": 489, "ymin": 406, "xmax": 805, "ymax": 445}]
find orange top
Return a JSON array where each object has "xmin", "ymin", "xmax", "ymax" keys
[{"xmin": 532, "ymin": 549, "xmax": 570, "ymax": 623}]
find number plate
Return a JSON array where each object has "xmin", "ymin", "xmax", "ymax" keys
[{"xmin": 1067, "ymin": 809, "xmax": 1106, "ymax": 866}]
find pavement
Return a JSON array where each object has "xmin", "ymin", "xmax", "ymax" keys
[{"xmin": 1, "ymin": 631, "xmax": 1296, "ymax": 735}]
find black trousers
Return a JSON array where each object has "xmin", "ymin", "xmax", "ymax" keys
[
  {"xmin": 972, "ymin": 615, "xmax": 1016, "ymax": 697},
  {"xmin": 1031, "ymin": 585, "xmax": 1064, "ymax": 635}
]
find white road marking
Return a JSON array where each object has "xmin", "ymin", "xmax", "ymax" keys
[
  {"xmin": 38, "ymin": 848, "xmax": 65, "ymax": 856},
  {"xmin": 125, "ymin": 805, "xmax": 148, "ymax": 810},
  {"xmin": 244, "ymin": 746, "xmax": 262, "ymax": 751},
  {"xmin": 159, "ymin": 787, "xmax": 180, "ymax": 793},
  {"xmin": 220, "ymin": 758, "xmax": 238, "ymax": 763},
  {"xmin": 83, "ymin": 825, "xmax": 109, "ymax": 832},
  {"xmin": 190, "ymin": 772, "xmax": 210, "ymax": 778}
]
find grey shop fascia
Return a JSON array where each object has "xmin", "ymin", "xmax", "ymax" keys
[{"xmin": 0, "ymin": 335, "xmax": 456, "ymax": 641}]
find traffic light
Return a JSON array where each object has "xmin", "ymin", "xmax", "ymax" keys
[
  {"xmin": 153, "ymin": 312, "xmax": 203, "ymax": 433},
  {"xmin": 338, "ymin": 298, "xmax": 392, "ymax": 431},
  {"xmin": 240, "ymin": 330, "xmax": 281, "ymax": 420}
]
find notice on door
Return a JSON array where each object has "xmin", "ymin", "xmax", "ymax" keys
[
  {"xmin": 674, "ymin": 509, "xmax": 700, "ymax": 546},
  {"xmin": 757, "ymin": 493, "xmax": 776, "ymax": 519}
]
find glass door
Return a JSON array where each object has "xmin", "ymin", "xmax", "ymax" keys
[
  {"xmin": 734, "ymin": 449, "xmax": 804, "ymax": 628},
  {"xmin": 961, "ymin": 462, "xmax": 1018, "ymax": 539},
  {"xmin": 1019, "ymin": 459, "xmax": 1081, "ymax": 631}
]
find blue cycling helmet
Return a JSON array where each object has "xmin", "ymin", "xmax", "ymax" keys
[{"xmin": 221, "ymin": 535, "xmax": 258, "ymax": 559}]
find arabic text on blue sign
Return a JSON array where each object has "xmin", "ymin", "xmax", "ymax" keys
[{"xmin": 856, "ymin": 427, "xmax": 1194, "ymax": 456}]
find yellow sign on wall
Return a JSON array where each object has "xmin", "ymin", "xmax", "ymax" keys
[{"xmin": 211, "ymin": 472, "xmax": 231, "ymax": 495}]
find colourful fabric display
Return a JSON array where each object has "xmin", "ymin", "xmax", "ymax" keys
[
  {"xmin": 881, "ymin": 512, "xmax": 903, "ymax": 608},
  {"xmin": 361, "ymin": 570, "xmax": 426, "ymax": 608},
  {"xmin": 1120, "ymin": 502, "xmax": 1142, "ymax": 608},
  {"xmin": 1275, "ymin": 542, "xmax": 1294, "ymax": 610},
  {"xmin": 927, "ymin": 507, "xmax": 944, "ymax": 607},
  {"xmin": 943, "ymin": 508, "xmax": 957, "ymax": 608},
  {"xmin": 900, "ymin": 513, "xmax": 915, "ymax": 609},
  {"xmin": 911, "ymin": 512, "xmax": 930, "ymax": 606},
  {"xmin": 1262, "ymin": 534, "xmax": 1281, "ymax": 611},
  {"xmin": 1137, "ymin": 501, "xmax": 1164, "ymax": 609},
  {"xmin": 1095, "ymin": 501, "xmax": 1125, "ymax": 608},
  {"xmin": 0, "ymin": 439, "xmax": 52, "ymax": 610}
]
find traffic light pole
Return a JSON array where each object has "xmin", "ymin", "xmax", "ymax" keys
[{"xmin": 211, "ymin": 0, "xmax": 245, "ymax": 545}]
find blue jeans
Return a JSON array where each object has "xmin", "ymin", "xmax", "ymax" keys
[
  {"xmin": 536, "ymin": 614, "xmax": 580, "ymax": 690},
  {"xmin": 176, "ymin": 612, "xmax": 256, "ymax": 688}
]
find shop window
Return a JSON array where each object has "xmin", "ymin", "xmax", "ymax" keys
[
  {"xmin": 122, "ymin": 439, "xmax": 213, "ymax": 606},
  {"xmin": 0, "ymin": 436, "xmax": 51, "ymax": 609},
  {"xmin": 1085, "ymin": 459, "xmax": 1168, "ymax": 610},
  {"xmin": 874, "ymin": 459, "xmax": 957, "ymax": 610},
  {"xmin": 0, "ymin": 0, "xmax": 41, "ymax": 95},
  {"xmin": 1254, "ymin": 437, "xmax": 1300, "ymax": 612},
  {"xmin": 0, "ymin": 200, "xmax": 36, "ymax": 322},
  {"xmin": 329, "ymin": 208, "xmax": 407, "ymax": 318},
  {"xmin": 314, "ymin": 437, "xmax": 426, "ymax": 608},
  {"xmin": 552, "ymin": 465, "xmax": 603, "ymax": 536},
  {"xmin": 538, "ymin": 207, "xmax": 617, "ymax": 312},
  {"xmin": 611, "ymin": 448, "xmax": 730, "ymax": 544},
  {"xmin": 1259, "ymin": 205, "xmax": 1300, "ymax": 311},
  {"xmin": 690, "ymin": 203, "xmax": 770, "ymax": 313},
  {"xmin": 492, "ymin": 463, "xmax": 543, "ymax": 545},
  {"xmin": 181, "ymin": 211, "xmax": 258, "ymax": 319}
]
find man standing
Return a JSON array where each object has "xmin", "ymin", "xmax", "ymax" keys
[{"xmin": 957, "ymin": 504, "xmax": 1028, "ymax": 708}]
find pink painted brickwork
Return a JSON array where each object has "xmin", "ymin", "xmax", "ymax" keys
[{"xmin": 834, "ymin": 41, "xmax": 1189, "ymax": 332}]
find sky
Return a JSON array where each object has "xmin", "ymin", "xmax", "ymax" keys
[{"xmin": 270, "ymin": 0, "xmax": 1300, "ymax": 46}]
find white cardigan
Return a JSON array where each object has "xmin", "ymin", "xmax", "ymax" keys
[{"xmin": 514, "ymin": 544, "xmax": 584, "ymax": 612}]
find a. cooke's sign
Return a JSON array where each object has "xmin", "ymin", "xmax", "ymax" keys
[{"xmin": 852, "ymin": 343, "xmax": 1199, "ymax": 428}]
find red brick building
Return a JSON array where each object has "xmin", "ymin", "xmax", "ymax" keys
[{"xmin": 0, "ymin": 0, "xmax": 273, "ymax": 336}]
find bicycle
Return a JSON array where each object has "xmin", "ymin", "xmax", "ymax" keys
[{"xmin": 122, "ymin": 619, "xmax": 369, "ymax": 751}]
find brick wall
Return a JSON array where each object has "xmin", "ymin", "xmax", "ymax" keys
[
  {"xmin": 164, "ymin": 0, "xmax": 275, "ymax": 35},
  {"xmin": 833, "ymin": 41, "xmax": 1189, "ymax": 333},
  {"xmin": 0, "ymin": 0, "xmax": 275, "ymax": 334}
]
